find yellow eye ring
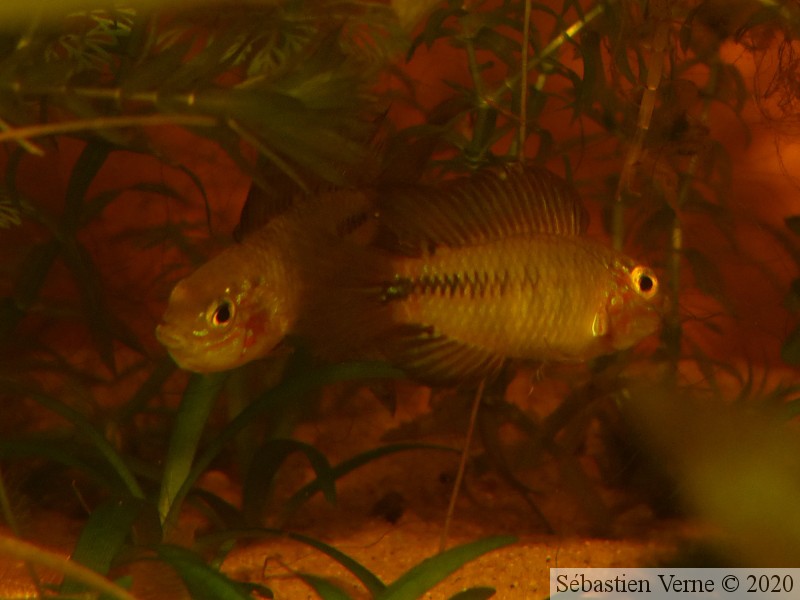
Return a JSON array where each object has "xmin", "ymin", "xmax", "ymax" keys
[
  {"xmin": 207, "ymin": 299, "xmax": 235, "ymax": 328},
  {"xmin": 631, "ymin": 266, "xmax": 658, "ymax": 299}
]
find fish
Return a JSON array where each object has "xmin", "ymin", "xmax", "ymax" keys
[
  {"xmin": 155, "ymin": 188, "xmax": 378, "ymax": 373},
  {"xmin": 295, "ymin": 164, "xmax": 663, "ymax": 384}
]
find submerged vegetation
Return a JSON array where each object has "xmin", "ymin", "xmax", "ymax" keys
[{"xmin": 1, "ymin": 0, "xmax": 800, "ymax": 596}]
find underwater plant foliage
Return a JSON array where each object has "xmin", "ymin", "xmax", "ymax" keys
[{"xmin": 0, "ymin": 0, "xmax": 800, "ymax": 596}]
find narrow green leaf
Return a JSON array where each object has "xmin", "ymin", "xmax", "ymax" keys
[
  {"xmin": 575, "ymin": 30, "xmax": 602, "ymax": 116},
  {"xmin": 297, "ymin": 573, "xmax": 355, "ymax": 600},
  {"xmin": 783, "ymin": 398, "xmax": 800, "ymax": 420},
  {"xmin": 242, "ymin": 439, "xmax": 335, "ymax": 526},
  {"xmin": 448, "ymin": 587, "xmax": 496, "ymax": 600},
  {"xmin": 283, "ymin": 443, "xmax": 457, "ymax": 520},
  {"xmin": 407, "ymin": 3, "xmax": 465, "ymax": 58},
  {"xmin": 190, "ymin": 489, "xmax": 246, "ymax": 532},
  {"xmin": 61, "ymin": 498, "xmax": 145, "ymax": 595},
  {"xmin": 0, "ymin": 383, "xmax": 144, "ymax": 498},
  {"xmin": 175, "ymin": 163, "xmax": 212, "ymax": 234},
  {"xmin": 63, "ymin": 140, "xmax": 112, "ymax": 234},
  {"xmin": 0, "ymin": 297, "xmax": 24, "ymax": 338},
  {"xmin": 377, "ymin": 536, "xmax": 516, "ymax": 600},
  {"xmin": 163, "ymin": 362, "xmax": 403, "ymax": 534},
  {"xmin": 115, "ymin": 359, "xmax": 176, "ymax": 424},
  {"xmin": 0, "ymin": 535, "xmax": 137, "ymax": 600},
  {"xmin": 0, "ymin": 437, "xmax": 125, "ymax": 490},
  {"xmin": 288, "ymin": 532, "xmax": 386, "ymax": 597},
  {"xmin": 82, "ymin": 182, "xmax": 188, "ymax": 225},
  {"xmin": 781, "ymin": 325, "xmax": 800, "ymax": 366},
  {"xmin": 13, "ymin": 240, "xmax": 60, "ymax": 309},
  {"xmin": 785, "ymin": 216, "xmax": 800, "ymax": 237},
  {"xmin": 119, "ymin": 40, "xmax": 194, "ymax": 93},
  {"xmin": 159, "ymin": 372, "xmax": 228, "ymax": 529},
  {"xmin": 473, "ymin": 27, "xmax": 518, "ymax": 68},
  {"xmin": 155, "ymin": 545, "xmax": 254, "ymax": 600},
  {"xmin": 684, "ymin": 247, "xmax": 727, "ymax": 304},
  {"xmin": 59, "ymin": 239, "xmax": 118, "ymax": 372}
]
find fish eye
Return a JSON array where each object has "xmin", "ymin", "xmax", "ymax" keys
[
  {"xmin": 208, "ymin": 299, "xmax": 235, "ymax": 328},
  {"xmin": 631, "ymin": 266, "xmax": 658, "ymax": 299}
]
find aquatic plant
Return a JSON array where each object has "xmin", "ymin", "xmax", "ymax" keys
[{"xmin": 1, "ymin": 0, "xmax": 800, "ymax": 596}]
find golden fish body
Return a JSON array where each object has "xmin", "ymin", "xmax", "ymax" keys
[
  {"xmin": 156, "ymin": 190, "xmax": 377, "ymax": 373},
  {"xmin": 299, "ymin": 164, "xmax": 662, "ymax": 383},
  {"xmin": 388, "ymin": 235, "xmax": 659, "ymax": 374}
]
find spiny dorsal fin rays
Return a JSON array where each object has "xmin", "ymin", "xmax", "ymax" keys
[
  {"xmin": 376, "ymin": 164, "xmax": 588, "ymax": 251},
  {"xmin": 250, "ymin": 188, "xmax": 379, "ymax": 248}
]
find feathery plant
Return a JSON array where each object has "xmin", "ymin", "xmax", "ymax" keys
[
  {"xmin": 384, "ymin": 0, "xmax": 800, "ymax": 543},
  {"xmin": 2, "ymin": 0, "xmax": 800, "ymax": 596},
  {"xmin": 0, "ymin": 1, "xmax": 514, "ymax": 597}
]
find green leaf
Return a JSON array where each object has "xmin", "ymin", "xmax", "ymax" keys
[
  {"xmin": 786, "ymin": 279, "xmax": 800, "ymax": 313},
  {"xmin": 155, "ymin": 545, "xmax": 256, "ymax": 600},
  {"xmin": 408, "ymin": 2, "xmax": 465, "ymax": 58},
  {"xmin": 473, "ymin": 27, "xmax": 519, "ymax": 69},
  {"xmin": 190, "ymin": 488, "xmax": 247, "ymax": 532},
  {"xmin": 242, "ymin": 439, "xmax": 335, "ymax": 526},
  {"xmin": 684, "ymin": 247, "xmax": 727, "ymax": 304},
  {"xmin": 783, "ymin": 398, "xmax": 800, "ymax": 420},
  {"xmin": 114, "ymin": 359, "xmax": 176, "ymax": 424},
  {"xmin": 61, "ymin": 498, "xmax": 146, "ymax": 595},
  {"xmin": 0, "ymin": 437, "xmax": 124, "ymax": 490},
  {"xmin": 159, "ymin": 372, "xmax": 229, "ymax": 529},
  {"xmin": 448, "ymin": 587, "xmax": 496, "ymax": 600},
  {"xmin": 297, "ymin": 573, "xmax": 355, "ymax": 600},
  {"xmin": 0, "ymin": 383, "xmax": 144, "ymax": 498},
  {"xmin": 163, "ymin": 362, "xmax": 403, "ymax": 535},
  {"xmin": 119, "ymin": 39, "xmax": 194, "ymax": 94},
  {"xmin": 717, "ymin": 63, "xmax": 748, "ymax": 113},
  {"xmin": 59, "ymin": 239, "xmax": 119, "ymax": 371},
  {"xmin": 781, "ymin": 325, "xmax": 800, "ymax": 366},
  {"xmin": 13, "ymin": 240, "xmax": 59, "ymax": 309},
  {"xmin": 82, "ymin": 182, "xmax": 189, "ymax": 225},
  {"xmin": 377, "ymin": 536, "xmax": 515, "ymax": 600},
  {"xmin": 63, "ymin": 140, "xmax": 113, "ymax": 234},
  {"xmin": 288, "ymin": 532, "xmax": 386, "ymax": 597},
  {"xmin": 282, "ymin": 443, "xmax": 457, "ymax": 520},
  {"xmin": 575, "ymin": 30, "xmax": 603, "ymax": 116},
  {"xmin": 0, "ymin": 535, "xmax": 137, "ymax": 600},
  {"xmin": 785, "ymin": 216, "xmax": 800, "ymax": 237}
]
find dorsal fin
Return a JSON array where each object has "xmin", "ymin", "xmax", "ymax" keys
[
  {"xmin": 234, "ymin": 183, "xmax": 295, "ymax": 242},
  {"xmin": 376, "ymin": 164, "xmax": 588, "ymax": 251}
]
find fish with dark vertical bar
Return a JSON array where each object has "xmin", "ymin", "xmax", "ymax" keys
[
  {"xmin": 155, "ymin": 189, "xmax": 378, "ymax": 373},
  {"xmin": 156, "ymin": 164, "xmax": 661, "ymax": 380},
  {"xmin": 296, "ymin": 164, "xmax": 662, "ymax": 384}
]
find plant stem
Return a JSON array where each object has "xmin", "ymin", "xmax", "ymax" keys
[
  {"xmin": 439, "ymin": 378, "xmax": 485, "ymax": 553},
  {"xmin": 0, "ymin": 534, "xmax": 138, "ymax": 600},
  {"xmin": 518, "ymin": 0, "xmax": 532, "ymax": 160},
  {"xmin": 0, "ymin": 114, "xmax": 217, "ymax": 150}
]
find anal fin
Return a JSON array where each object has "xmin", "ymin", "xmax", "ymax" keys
[{"xmin": 389, "ymin": 326, "xmax": 507, "ymax": 385}]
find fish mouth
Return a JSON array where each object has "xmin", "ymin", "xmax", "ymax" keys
[
  {"xmin": 155, "ymin": 321, "xmax": 247, "ymax": 373},
  {"xmin": 155, "ymin": 323, "xmax": 187, "ymax": 350}
]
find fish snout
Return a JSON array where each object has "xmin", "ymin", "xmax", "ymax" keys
[{"xmin": 155, "ymin": 323, "xmax": 185, "ymax": 349}]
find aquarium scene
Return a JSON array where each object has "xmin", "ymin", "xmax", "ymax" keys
[{"xmin": 0, "ymin": 0, "xmax": 799, "ymax": 598}]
